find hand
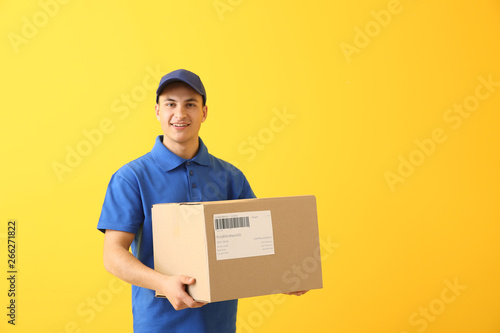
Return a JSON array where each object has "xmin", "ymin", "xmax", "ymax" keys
[
  {"xmin": 159, "ymin": 275, "xmax": 207, "ymax": 311},
  {"xmin": 283, "ymin": 290, "xmax": 309, "ymax": 296}
]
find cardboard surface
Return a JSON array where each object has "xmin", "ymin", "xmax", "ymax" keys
[{"xmin": 152, "ymin": 195, "xmax": 323, "ymax": 303}]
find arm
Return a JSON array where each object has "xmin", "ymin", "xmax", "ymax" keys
[{"xmin": 103, "ymin": 229, "xmax": 206, "ymax": 310}]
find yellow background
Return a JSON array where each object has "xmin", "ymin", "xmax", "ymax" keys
[{"xmin": 1, "ymin": 0, "xmax": 499, "ymax": 332}]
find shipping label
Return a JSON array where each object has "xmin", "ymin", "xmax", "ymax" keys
[{"xmin": 213, "ymin": 210, "xmax": 275, "ymax": 260}]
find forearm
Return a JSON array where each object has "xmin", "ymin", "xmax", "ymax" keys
[
  {"xmin": 102, "ymin": 230, "xmax": 205, "ymax": 310},
  {"xmin": 103, "ymin": 244, "xmax": 165, "ymax": 291}
]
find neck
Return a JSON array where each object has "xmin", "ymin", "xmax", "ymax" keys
[{"xmin": 162, "ymin": 137, "xmax": 199, "ymax": 160}]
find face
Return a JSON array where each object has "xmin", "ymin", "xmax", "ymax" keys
[{"xmin": 155, "ymin": 82, "xmax": 208, "ymax": 158}]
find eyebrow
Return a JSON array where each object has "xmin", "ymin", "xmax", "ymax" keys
[{"xmin": 162, "ymin": 97, "xmax": 199, "ymax": 103}]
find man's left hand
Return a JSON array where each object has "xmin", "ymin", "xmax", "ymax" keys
[{"xmin": 283, "ymin": 290, "xmax": 309, "ymax": 296}]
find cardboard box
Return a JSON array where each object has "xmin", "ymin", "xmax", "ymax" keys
[{"xmin": 152, "ymin": 195, "xmax": 323, "ymax": 303}]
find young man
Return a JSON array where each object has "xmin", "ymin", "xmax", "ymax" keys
[{"xmin": 98, "ymin": 69, "xmax": 304, "ymax": 332}]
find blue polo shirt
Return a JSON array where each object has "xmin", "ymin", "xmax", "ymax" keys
[{"xmin": 98, "ymin": 135, "xmax": 255, "ymax": 333}]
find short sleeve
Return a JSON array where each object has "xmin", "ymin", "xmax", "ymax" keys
[
  {"xmin": 239, "ymin": 175, "xmax": 256, "ymax": 199},
  {"xmin": 97, "ymin": 172, "xmax": 145, "ymax": 234}
]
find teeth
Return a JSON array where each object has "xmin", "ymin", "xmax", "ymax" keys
[{"xmin": 172, "ymin": 124, "xmax": 188, "ymax": 127}]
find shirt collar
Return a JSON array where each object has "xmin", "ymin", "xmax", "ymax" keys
[{"xmin": 151, "ymin": 135, "xmax": 210, "ymax": 172}]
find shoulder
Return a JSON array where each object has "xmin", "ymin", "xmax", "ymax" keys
[
  {"xmin": 112, "ymin": 152, "xmax": 157, "ymax": 185},
  {"xmin": 206, "ymin": 153, "xmax": 255, "ymax": 199},
  {"xmin": 208, "ymin": 154, "xmax": 245, "ymax": 177}
]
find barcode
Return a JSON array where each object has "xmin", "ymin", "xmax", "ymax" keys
[{"xmin": 214, "ymin": 216, "xmax": 250, "ymax": 230}]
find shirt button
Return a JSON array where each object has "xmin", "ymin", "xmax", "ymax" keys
[
  {"xmin": 189, "ymin": 170, "xmax": 194, "ymax": 176},
  {"xmin": 186, "ymin": 162, "xmax": 191, "ymax": 166},
  {"xmin": 192, "ymin": 183, "xmax": 197, "ymax": 188}
]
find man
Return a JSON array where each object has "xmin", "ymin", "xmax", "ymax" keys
[{"xmin": 98, "ymin": 69, "xmax": 305, "ymax": 332}]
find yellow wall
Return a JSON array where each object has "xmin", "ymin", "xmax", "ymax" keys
[{"xmin": 1, "ymin": 1, "xmax": 499, "ymax": 332}]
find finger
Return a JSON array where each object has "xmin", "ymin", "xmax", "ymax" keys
[
  {"xmin": 284, "ymin": 290, "xmax": 309, "ymax": 296},
  {"xmin": 176, "ymin": 287, "xmax": 207, "ymax": 309},
  {"xmin": 170, "ymin": 297, "xmax": 204, "ymax": 310},
  {"xmin": 180, "ymin": 276, "xmax": 196, "ymax": 285},
  {"xmin": 170, "ymin": 298, "xmax": 188, "ymax": 311},
  {"xmin": 184, "ymin": 297, "xmax": 206, "ymax": 308},
  {"xmin": 191, "ymin": 301, "xmax": 207, "ymax": 308}
]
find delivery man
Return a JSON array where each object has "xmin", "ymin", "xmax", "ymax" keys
[{"xmin": 97, "ymin": 69, "xmax": 306, "ymax": 332}]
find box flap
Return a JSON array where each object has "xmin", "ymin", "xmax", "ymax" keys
[{"xmin": 152, "ymin": 203, "xmax": 211, "ymax": 302}]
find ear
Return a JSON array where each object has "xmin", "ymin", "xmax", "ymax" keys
[
  {"xmin": 201, "ymin": 105, "xmax": 208, "ymax": 123},
  {"xmin": 155, "ymin": 104, "xmax": 161, "ymax": 121}
]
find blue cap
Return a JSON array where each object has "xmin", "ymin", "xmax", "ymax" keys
[{"xmin": 156, "ymin": 69, "xmax": 206, "ymax": 105}]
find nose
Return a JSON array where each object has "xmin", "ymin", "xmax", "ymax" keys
[{"xmin": 173, "ymin": 105, "xmax": 187, "ymax": 119}]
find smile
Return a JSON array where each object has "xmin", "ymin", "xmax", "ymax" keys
[{"xmin": 171, "ymin": 123, "xmax": 190, "ymax": 127}]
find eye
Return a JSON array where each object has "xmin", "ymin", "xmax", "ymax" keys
[
  {"xmin": 187, "ymin": 103, "xmax": 196, "ymax": 107},
  {"xmin": 165, "ymin": 102, "xmax": 174, "ymax": 107}
]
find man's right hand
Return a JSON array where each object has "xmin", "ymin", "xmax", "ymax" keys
[{"xmin": 159, "ymin": 275, "xmax": 206, "ymax": 311}]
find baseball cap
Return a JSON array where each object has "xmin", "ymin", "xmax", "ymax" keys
[{"xmin": 156, "ymin": 69, "xmax": 206, "ymax": 105}]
